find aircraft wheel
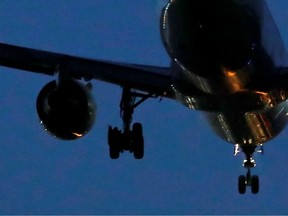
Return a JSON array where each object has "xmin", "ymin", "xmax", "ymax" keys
[
  {"xmin": 108, "ymin": 126, "xmax": 116, "ymax": 146},
  {"xmin": 108, "ymin": 126, "xmax": 120, "ymax": 159},
  {"xmin": 238, "ymin": 175, "xmax": 246, "ymax": 194},
  {"xmin": 109, "ymin": 145, "xmax": 120, "ymax": 159},
  {"xmin": 132, "ymin": 123, "xmax": 144, "ymax": 159},
  {"xmin": 251, "ymin": 175, "xmax": 259, "ymax": 194}
]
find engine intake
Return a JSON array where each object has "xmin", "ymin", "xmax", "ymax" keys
[
  {"xmin": 161, "ymin": 0, "xmax": 259, "ymax": 76},
  {"xmin": 36, "ymin": 80, "xmax": 96, "ymax": 140}
]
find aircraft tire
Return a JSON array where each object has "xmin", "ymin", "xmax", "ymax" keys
[
  {"xmin": 238, "ymin": 175, "xmax": 246, "ymax": 194},
  {"xmin": 132, "ymin": 123, "xmax": 144, "ymax": 159},
  {"xmin": 109, "ymin": 146, "xmax": 120, "ymax": 159},
  {"xmin": 251, "ymin": 175, "xmax": 259, "ymax": 194},
  {"xmin": 108, "ymin": 126, "xmax": 120, "ymax": 159}
]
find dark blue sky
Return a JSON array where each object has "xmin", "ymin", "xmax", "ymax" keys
[{"xmin": 0, "ymin": 0, "xmax": 287, "ymax": 214}]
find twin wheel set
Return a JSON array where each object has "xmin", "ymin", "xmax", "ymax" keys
[
  {"xmin": 108, "ymin": 123, "xmax": 144, "ymax": 159},
  {"xmin": 107, "ymin": 87, "xmax": 155, "ymax": 159},
  {"xmin": 238, "ymin": 171, "xmax": 259, "ymax": 194}
]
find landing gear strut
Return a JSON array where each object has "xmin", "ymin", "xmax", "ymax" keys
[
  {"xmin": 108, "ymin": 87, "xmax": 155, "ymax": 159},
  {"xmin": 237, "ymin": 145, "xmax": 261, "ymax": 194}
]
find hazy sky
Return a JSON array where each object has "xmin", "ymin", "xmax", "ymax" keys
[{"xmin": 0, "ymin": 0, "xmax": 287, "ymax": 214}]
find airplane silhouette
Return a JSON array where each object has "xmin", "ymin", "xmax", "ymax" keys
[{"xmin": 0, "ymin": 0, "xmax": 287, "ymax": 194}]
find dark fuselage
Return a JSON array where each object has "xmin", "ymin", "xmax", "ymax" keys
[{"xmin": 161, "ymin": 0, "xmax": 288, "ymax": 146}]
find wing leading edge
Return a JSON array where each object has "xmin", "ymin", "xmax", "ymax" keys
[
  {"xmin": 0, "ymin": 43, "xmax": 222, "ymax": 111},
  {"xmin": 0, "ymin": 43, "xmax": 172, "ymax": 96}
]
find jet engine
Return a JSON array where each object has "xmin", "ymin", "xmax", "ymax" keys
[
  {"xmin": 161, "ymin": 0, "xmax": 260, "ymax": 76},
  {"xmin": 161, "ymin": 0, "xmax": 261, "ymax": 96},
  {"xmin": 36, "ymin": 80, "xmax": 96, "ymax": 140}
]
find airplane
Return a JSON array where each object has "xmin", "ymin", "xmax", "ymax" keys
[{"xmin": 0, "ymin": 0, "xmax": 287, "ymax": 195}]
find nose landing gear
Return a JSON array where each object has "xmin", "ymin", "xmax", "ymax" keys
[
  {"xmin": 236, "ymin": 145, "xmax": 262, "ymax": 194},
  {"xmin": 107, "ymin": 87, "xmax": 156, "ymax": 159},
  {"xmin": 238, "ymin": 166, "xmax": 259, "ymax": 194}
]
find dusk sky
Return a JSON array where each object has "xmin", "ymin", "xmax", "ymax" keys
[{"xmin": 0, "ymin": 0, "xmax": 288, "ymax": 214}]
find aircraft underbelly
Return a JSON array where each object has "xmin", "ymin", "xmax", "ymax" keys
[{"xmin": 205, "ymin": 101, "xmax": 288, "ymax": 145}]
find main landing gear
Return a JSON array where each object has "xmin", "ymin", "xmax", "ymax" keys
[
  {"xmin": 235, "ymin": 145, "xmax": 263, "ymax": 194},
  {"xmin": 108, "ymin": 87, "xmax": 155, "ymax": 159}
]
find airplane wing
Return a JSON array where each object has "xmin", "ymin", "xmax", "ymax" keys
[
  {"xmin": 0, "ymin": 42, "xmax": 234, "ymax": 112},
  {"xmin": 0, "ymin": 43, "xmax": 172, "ymax": 96}
]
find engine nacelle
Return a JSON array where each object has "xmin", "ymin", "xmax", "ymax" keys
[
  {"xmin": 36, "ymin": 80, "xmax": 96, "ymax": 140},
  {"xmin": 161, "ymin": 0, "xmax": 259, "ymax": 76},
  {"xmin": 161, "ymin": 0, "xmax": 262, "ymax": 96}
]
